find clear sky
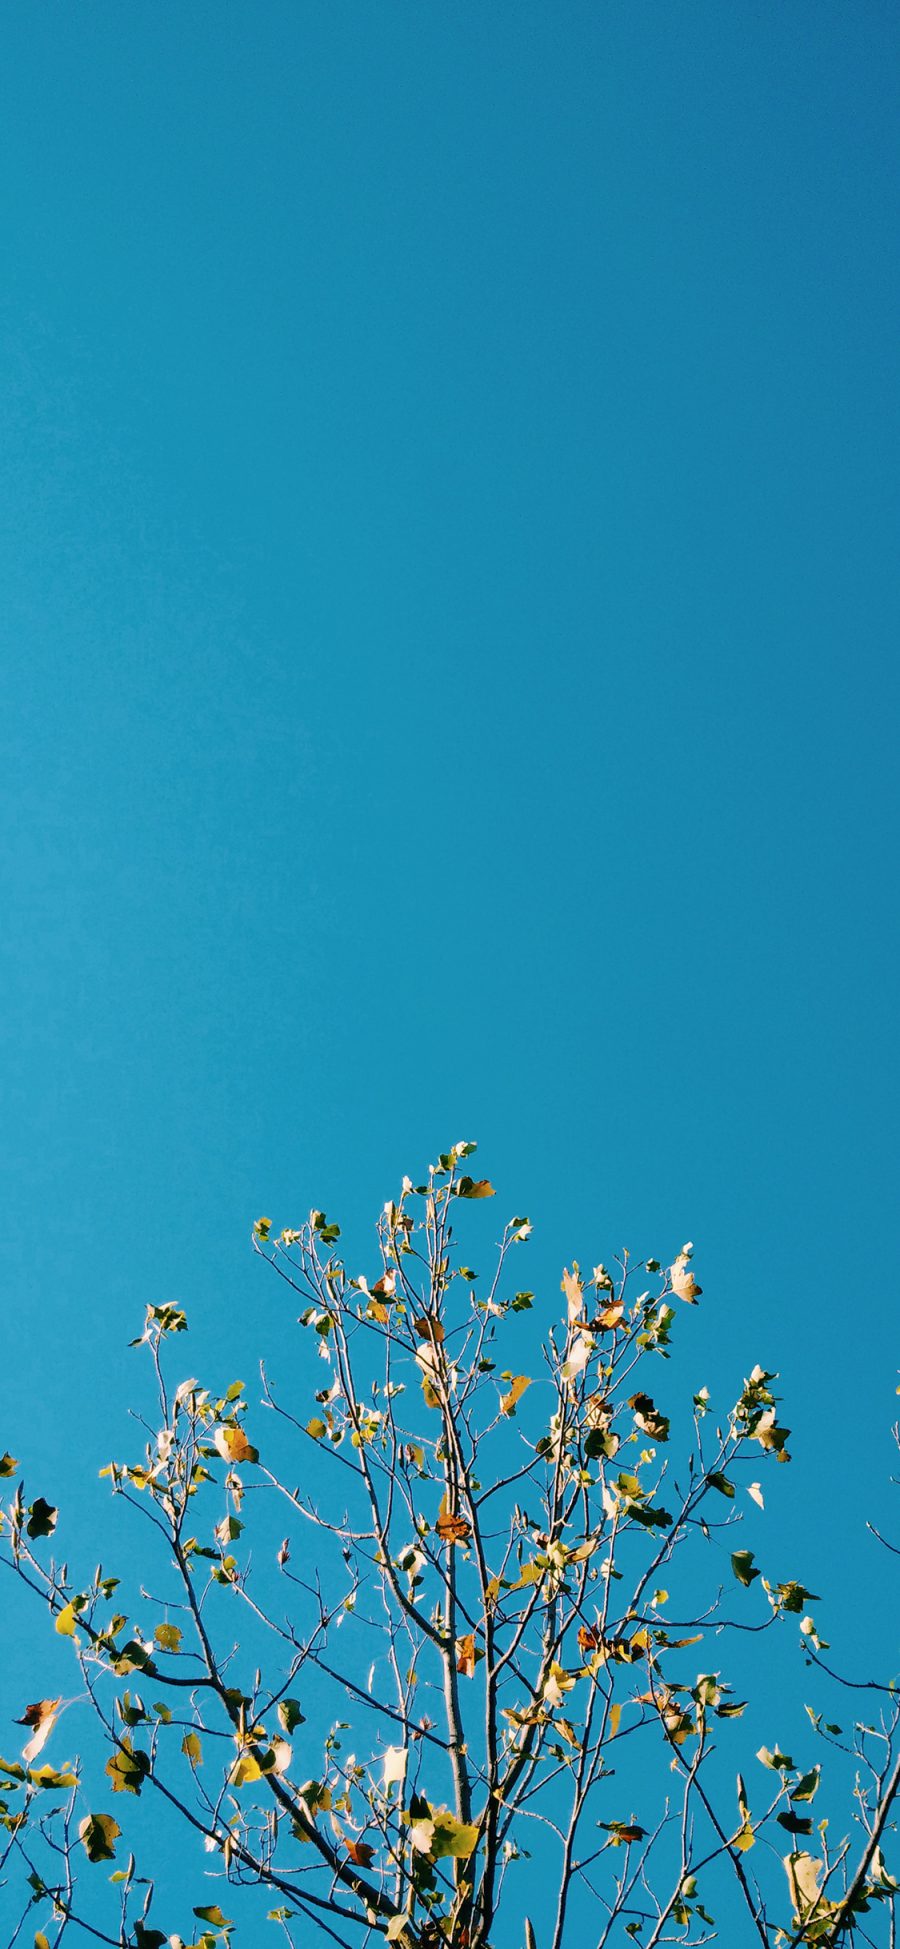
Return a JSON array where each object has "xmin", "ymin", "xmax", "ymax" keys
[{"xmin": 1, "ymin": 0, "xmax": 899, "ymax": 1935}]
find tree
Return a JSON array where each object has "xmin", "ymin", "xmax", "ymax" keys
[{"xmin": 1, "ymin": 1142, "xmax": 898, "ymax": 1949}]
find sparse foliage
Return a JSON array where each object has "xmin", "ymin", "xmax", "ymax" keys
[{"xmin": 2, "ymin": 1145, "xmax": 898, "ymax": 1948}]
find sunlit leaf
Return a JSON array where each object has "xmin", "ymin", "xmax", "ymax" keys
[
  {"xmin": 670, "ymin": 1247, "xmax": 702, "ymax": 1303},
  {"xmin": 17, "ymin": 1699, "xmax": 61, "ymax": 1763},
  {"xmin": 500, "ymin": 1375, "xmax": 532, "ymax": 1417},
  {"xmin": 214, "ymin": 1426, "xmax": 259, "ymax": 1466},
  {"xmin": 154, "ymin": 1623, "xmax": 182, "ymax": 1652},
  {"xmin": 79, "ymin": 1812, "xmax": 121, "ymax": 1862}
]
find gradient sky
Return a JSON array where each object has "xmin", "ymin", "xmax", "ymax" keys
[{"xmin": 1, "ymin": 1, "xmax": 899, "ymax": 1938}]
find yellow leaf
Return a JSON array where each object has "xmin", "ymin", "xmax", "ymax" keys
[
  {"xmin": 231, "ymin": 1750, "xmax": 264, "ymax": 1786},
  {"xmin": 214, "ymin": 1426, "xmax": 259, "ymax": 1466},
  {"xmin": 181, "ymin": 1731, "xmax": 202, "ymax": 1767},
  {"xmin": 154, "ymin": 1623, "xmax": 182, "ymax": 1652},
  {"xmin": 430, "ymin": 1808, "xmax": 479, "ymax": 1858},
  {"xmin": 55, "ymin": 1602, "xmax": 79, "ymax": 1637},
  {"xmin": 500, "ymin": 1375, "xmax": 532, "ymax": 1417},
  {"xmin": 543, "ymin": 1662, "xmax": 576, "ymax": 1709}
]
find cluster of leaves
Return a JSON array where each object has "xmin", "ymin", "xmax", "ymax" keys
[{"xmin": 1, "ymin": 1145, "xmax": 898, "ymax": 1949}]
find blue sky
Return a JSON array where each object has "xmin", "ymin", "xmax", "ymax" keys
[{"xmin": 1, "ymin": 0, "xmax": 899, "ymax": 1935}]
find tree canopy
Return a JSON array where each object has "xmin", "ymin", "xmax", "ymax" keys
[{"xmin": 2, "ymin": 1144, "xmax": 898, "ymax": 1949}]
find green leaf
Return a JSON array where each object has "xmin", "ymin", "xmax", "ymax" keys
[
  {"xmin": 105, "ymin": 1739, "xmax": 149, "ymax": 1795},
  {"xmin": 154, "ymin": 1622, "xmax": 182, "ymax": 1652},
  {"xmin": 757, "ymin": 1745, "xmax": 794, "ymax": 1771},
  {"xmin": 26, "ymin": 1499, "xmax": 58, "ymax": 1540},
  {"xmin": 430, "ymin": 1809, "xmax": 479, "ymax": 1858},
  {"xmin": 277, "ymin": 1698, "xmax": 305, "ymax": 1735},
  {"xmin": 731, "ymin": 1550, "xmax": 759, "ymax": 1587},
  {"xmin": 79, "ymin": 1812, "xmax": 121, "ymax": 1862},
  {"xmin": 708, "ymin": 1472, "xmax": 735, "ymax": 1499},
  {"xmin": 778, "ymin": 1810, "xmax": 813, "ymax": 1835},
  {"xmin": 193, "ymin": 1905, "xmax": 232, "ymax": 1928}
]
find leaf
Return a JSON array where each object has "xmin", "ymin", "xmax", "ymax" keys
[
  {"xmin": 758, "ymin": 1746, "xmax": 794, "ymax": 1771},
  {"xmin": 731, "ymin": 1550, "xmax": 759, "ymax": 1588},
  {"xmin": 27, "ymin": 1763, "xmax": 78, "ymax": 1789},
  {"xmin": 79, "ymin": 1813, "xmax": 121, "ymax": 1862},
  {"xmin": 105, "ymin": 1740, "xmax": 149, "ymax": 1795},
  {"xmin": 784, "ymin": 1851, "xmax": 825, "ymax": 1922},
  {"xmin": 306, "ymin": 1418, "xmax": 327, "ymax": 1440},
  {"xmin": 500, "ymin": 1375, "xmax": 532, "ymax": 1417},
  {"xmin": 778, "ymin": 1810, "xmax": 814, "ymax": 1835},
  {"xmin": 670, "ymin": 1248, "xmax": 702, "ymax": 1303},
  {"xmin": 0, "ymin": 1452, "xmax": 18, "ymax": 1477},
  {"xmin": 154, "ymin": 1623, "xmax": 182, "ymax": 1652},
  {"xmin": 182, "ymin": 1731, "xmax": 203, "ymax": 1767},
  {"xmin": 430, "ymin": 1809, "xmax": 479, "ymax": 1858},
  {"xmin": 35, "ymin": 1936, "xmax": 51, "ymax": 1949},
  {"xmin": 561, "ymin": 1334, "xmax": 592, "ymax": 1383},
  {"xmin": 435, "ymin": 1496, "xmax": 472, "ymax": 1547},
  {"xmin": 457, "ymin": 1177, "xmax": 495, "ymax": 1199},
  {"xmin": 253, "ymin": 1217, "xmax": 272, "ymax": 1241},
  {"xmin": 382, "ymin": 1746, "xmax": 407, "ymax": 1789},
  {"xmin": 413, "ymin": 1316, "xmax": 445, "ymax": 1345},
  {"xmin": 277, "ymin": 1699, "xmax": 305, "ymax": 1735},
  {"xmin": 26, "ymin": 1498, "xmax": 58, "ymax": 1540},
  {"xmin": 776, "ymin": 1580, "xmax": 820, "ymax": 1614},
  {"xmin": 562, "ymin": 1267, "xmax": 583, "ymax": 1321},
  {"xmin": 409, "ymin": 1816, "xmax": 436, "ymax": 1854},
  {"xmin": 194, "ymin": 1906, "xmax": 232, "ymax": 1928},
  {"xmin": 345, "ymin": 1839, "xmax": 375, "ymax": 1867},
  {"xmin": 543, "ymin": 1662, "xmax": 575, "ymax": 1709},
  {"xmin": 455, "ymin": 1634, "xmax": 479, "ymax": 1678},
  {"xmin": 596, "ymin": 1297, "xmax": 625, "ymax": 1331},
  {"xmin": 602, "ymin": 1820, "xmax": 647, "ymax": 1846},
  {"xmin": 214, "ymin": 1426, "xmax": 259, "ymax": 1466},
  {"xmin": 18, "ymin": 1698, "xmax": 61, "ymax": 1763},
  {"xmin": 708, "ymin": 1471, "xmax": 735, "ymax": 1499},
  {"xmin": 371, "ymin": 1270, "xmax": 397, "ymax": 1302},
  {"xmin": 629, "ymin": 1392, "xmax": 670, "ymax": 1442},
  {"xmin": 747, "ymin": 1481, "xmax": 764, "ymax": 1508},
  {"xmin": 231, "ymin": 1750, "xmax": 264, "ymax": 1786}
]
